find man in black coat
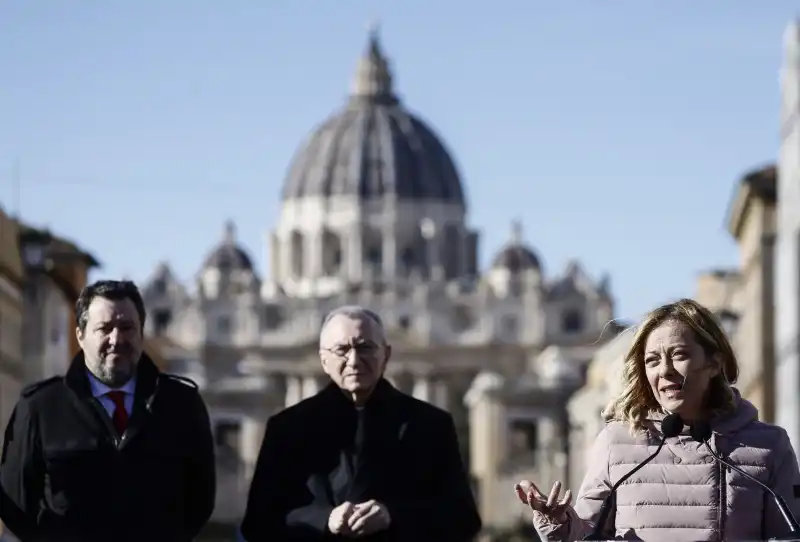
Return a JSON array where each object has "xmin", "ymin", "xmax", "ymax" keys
[
  {"xmin": 0, "ymin": 280, "xmax": 216, "ymax": 542},
  {"xmin": 240, "ymin": 305, "xmax": 482, "ymax": 542}
]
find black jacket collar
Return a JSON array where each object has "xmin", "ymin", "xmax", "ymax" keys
[{"xmin": 319, "ymin": 377, "xmax": 398, "ymax": 412}]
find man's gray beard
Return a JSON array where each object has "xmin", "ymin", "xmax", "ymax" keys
[{"xmin": 89, "ymin": 359, "xmax": 135, "ymax": 388}]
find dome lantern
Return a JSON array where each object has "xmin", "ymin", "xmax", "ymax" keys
[{"xmin": 350, "ymin": 22, "xmax": 398, "ymax": 106}]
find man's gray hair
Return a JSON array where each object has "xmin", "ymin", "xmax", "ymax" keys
[
  {"xmin": 319, "ymin": 305, "xmax": 385, "ymax": 342},
  {"xmin": 319, "ymin": 305, "xmax": 387, "ymax": 345}
]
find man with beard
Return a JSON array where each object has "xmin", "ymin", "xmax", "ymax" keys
[
  {"xmin": 0, "ymin": 280, "xmax": 216, "ymax": 542},
  {"xmin": 240, "ymin": 305, "xmax": 481, "ymax": 542}
]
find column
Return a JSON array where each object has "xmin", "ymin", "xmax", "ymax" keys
[
  {"xmin": 777, "ymin": 20, "xmax": 800, "ymax": 453},
  {"xmin": 458, "ymin": 226, "xmax": 468, "ymax": 278},
  {"xmin": 463, "ymin": 373, "xmax": 506, "ymax": 525},
  {"xmin": 302, "ymin": 376, "xmax": 321, "ymax": 399},
  {"xmin": 432, "ymin": 378, "xmax": 450, "ymax": 411},
  {"xmin": 382, "ymin": 227, "xmax": 396, "ymax": 280},
  {"xmin": 239, "ymin": 417, "xmax": 265, "ymax": 480},
  {"xmin": 539, "ymin": 416, "xmax": 566, "ymax": 486},
  {"xmin": 557, "ymin": 413, "xmax": 571, "ymax": 489},
  {"xmin": 422, "ymin": 222, "xmax": 445, "ymax": 282},
  {"xmin": 308, "ymin": 230, "xmax": 324, "ymax": 278},
  {"xmin": 268, "ymin": 231, "xmax": 280, "ymax": 282},
  {"xmin": 348, "ymin": 227, "xmax": 363, "ymax": 282},
  {"xmin": 412, "ymin": 376, "xmax": 431, "ymax": 403},
  {"xmin": 285, "ymin": 375, "xmax": 303, "ymax": 408}
]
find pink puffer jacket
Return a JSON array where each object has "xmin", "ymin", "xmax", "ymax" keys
[{"xmin": 537, "ymin": 390, "xmax": 800, "ymax": 541}]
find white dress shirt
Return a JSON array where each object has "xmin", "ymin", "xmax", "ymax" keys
[{"xmin": 87, "ymin": 371, "xmax": 136, "ymax": 418}]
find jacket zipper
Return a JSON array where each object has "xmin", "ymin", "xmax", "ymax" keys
[
  {"xmin": 86, "ymin": 398, "xmax": 129, "ymax": 451},
  {"xmin": 719, "ymin": 453, "xmax": 727, "ymax": 540}
]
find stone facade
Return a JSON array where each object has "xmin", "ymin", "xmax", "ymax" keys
[
  {"xmin": 0, "ymin": 208, "xmax": 24, "ymax": 436},
  {"xmin": 0, "ymin": 207, "xmax": 24, "ymax": 542},
  {"xmin": 21, "ymin": 274, "xmax": 72, "ymax": 380},
  {"xmin": 725, "ymin": 166, "xmax": 777, "ymax": 422}
]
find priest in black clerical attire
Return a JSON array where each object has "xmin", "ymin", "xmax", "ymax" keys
[{"xmin": 240, "ymin": 305, "xmax": 482, "ymax": 542}]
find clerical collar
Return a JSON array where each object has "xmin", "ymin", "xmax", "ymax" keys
[{"xmin": 325, "ymin": 378, "xmax": 394, "ymax": 410}]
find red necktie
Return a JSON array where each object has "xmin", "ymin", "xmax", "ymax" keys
[{"xmin": 106, "ymin": 391, "xmax": 129, "ymax": 434}]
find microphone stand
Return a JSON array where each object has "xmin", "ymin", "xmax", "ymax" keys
[
  {"xmin": 699, "ymin": 440, "xmax": 800, "ymax": 541},
  {"xmin": 582, "ymin": 440, "xmax": 666, "ymax": 541}
]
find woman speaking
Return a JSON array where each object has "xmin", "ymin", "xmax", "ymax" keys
[{"xmin": 516, "ymin": 298, "xmax": 800, "ymax": 541}]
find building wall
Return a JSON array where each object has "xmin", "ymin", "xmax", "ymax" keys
[
  {"xmin": 47, "ymin": 255, "xmax": 93, "ymax": 358},
  {"xmin": 726, "ymin": 178, "xmax": 777, "ymax": 423},
  {"xmin": 22, "ymin": 275, "xmax": 73, "ymax": 382},
  {"xmin": 694, "ymin": 269, "xmax": 741, "ymax": 311},
  {"xmin": 41, "ymin": 284, "xmax": 72, "ymax": 377},
  {"xmin": 0, "ymin": 214, "xmax": 23, "ymax": 542},
  {"xmin": 464, "ymin": 373, "xmax": 507, "ymax": 525},
  {"xmin": 775, "ymin": 20, "xmax": 800, "ymax": 453},
  {"xmin": 0, "ymin": 208, "xmax": 24, "ymax": 434},
  {"xmin": 17, "ymin": 226, "xmax": 100, "ymax": 382}
]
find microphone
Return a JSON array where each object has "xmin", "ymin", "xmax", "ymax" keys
[
  {"xmin": 690, "ymin": 421, "xmax": 800, "ymax": 541},
  {"xmin": 583, "ymin": 413, "xmax": 684, "ymax": 540}
]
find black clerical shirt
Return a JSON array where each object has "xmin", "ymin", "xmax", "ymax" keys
[{"xmin": 241, "ymin": 378, "xmax": 482, "ymax": 542}]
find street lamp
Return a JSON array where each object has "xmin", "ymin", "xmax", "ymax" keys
[
  {"xmin": 22, "ymin": 243, "xmax": 46, "ymax": 270},
  {"xmin": 20, "ymin": 230, "xmax": 57, "ymax": 273},
  {"xmin": 19, "ymin": 228, "xmax": 95, "ymax": 288},
  {"xmin": 20, "ymin": 231, "xmax": 66, "ymax": 305}
]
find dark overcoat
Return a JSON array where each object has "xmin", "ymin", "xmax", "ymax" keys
[
  {"xmin": 0, "ymin": 353, "xmax": 216, "ymax": 542},
  {"xmin": 240, "ymin": 378, "xmax": 482, "ymax": 542}
]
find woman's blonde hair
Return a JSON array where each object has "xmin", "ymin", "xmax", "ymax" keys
[{"xmin": 602, "ymin": 298, "xmax": 739, "ymax": 433}]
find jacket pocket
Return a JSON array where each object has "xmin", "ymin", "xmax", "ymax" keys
[
  {"xmin": 133, "ymin": 444, "xmax": 187, "ymax": 516},
  {"xmin": 43, "ymin": 439, "xmax": 102, "ymax": 511}
]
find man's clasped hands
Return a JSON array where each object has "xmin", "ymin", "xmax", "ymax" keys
[{"xmin": 328, "ymin": 500, "xmax": 392, "ymax": 537}]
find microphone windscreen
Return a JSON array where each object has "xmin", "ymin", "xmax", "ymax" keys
[
  {"xmin": 690, "ymin": 420, "xmax": 712, "ymax": 442},
  {"xmin": 661, "ymin": 413, "xmax": 684, "ymax": 438}
]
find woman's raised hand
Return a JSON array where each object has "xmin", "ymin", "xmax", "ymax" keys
[{"xmin": 515, "ymin": 480, "xmax": 573, "ymax": 525}]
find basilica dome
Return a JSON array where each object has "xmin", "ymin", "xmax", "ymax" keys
[{"xmin": 281, "ymin": 29, "xmax": 466, "ymax": 206}]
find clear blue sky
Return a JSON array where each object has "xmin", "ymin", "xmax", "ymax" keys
[{"xmin": 0, "ymin": 1, "xmax": 796, "ymax": 322}]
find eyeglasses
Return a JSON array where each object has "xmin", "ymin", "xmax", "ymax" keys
[{"xmin": 321, "ymin": 342, "xmax": 381, "ymax": 361}]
